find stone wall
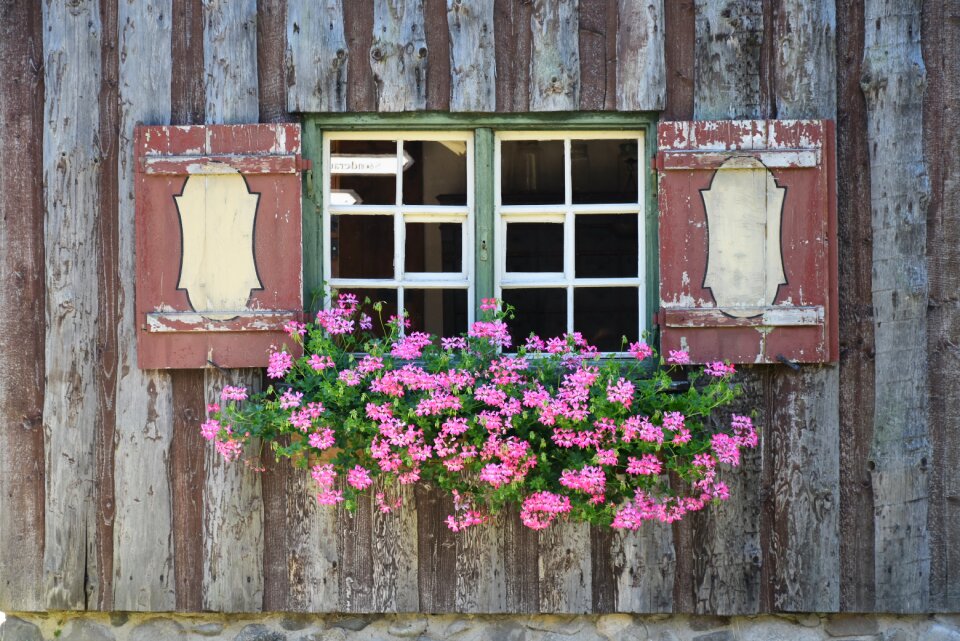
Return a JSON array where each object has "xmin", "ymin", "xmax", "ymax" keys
[{"xmin": 2, "ymin": 613, "xmax": 960, "ymax": 641}]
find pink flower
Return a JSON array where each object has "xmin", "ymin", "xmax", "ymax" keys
[
  {"xmin": 359, "ymin": 313, "xmax": 373, "ymax": 330},
  {"xmin": 626, "ymin": 454, "xmax": 661, "ymax": 476},
  {"xmin": 468, "ymin": 320, "xmax": 511, "ymax": 348},
  {"xmin": 267, "ymin": 350, "xmax": 294, "ymax": 379},
  {"xmin": 284, "ymin": 320, "xmax": 306, "ymax": 337},
  {"xmin": 317, "ymin": 489, "xmax": 344, "ymax": 505},
  {"xmin": 309, "ymin": 428, "xmax": 335, "ymax": 450},
  {"xmin": 480, "ymin": 297, "xmax": 499, "ymax": 311},
  {"xmin": 338, "ymin": 369, "xmax": 361, "ymax": 386},
  {"xmin": 309, "ymin": 354, "xmax": 335, "ymax": 371},
  {"xmin": 311, "ymin": 463, "xmax": 337, "ymax": 489},
  {"xmin": 441, "ymin": 336, "xmax": 467, "ymax": 351},
  {"xmin": 520, "ymin": 491, "xmax": 571, "ymax": 530},
  {"xmin": 375, "ymin": 492, "xmax": 403, "ymax": 513},
  {"xmin": 201, "ymin": 419, "xmax": 221, "ymax": 441},
  {"xmin": 347, "ymin": 465, "xmax": 373, "ymax": 490},
  {"xmin": 220, "ymin": 386, "xmax": 248, "ymax": 401},
  {"xmin": 279, "ymin": 390, "xmax": 303, "ymax": 409},
  {"xmin": 711, "ymin": 433, "xmax": 741, "ymax": 466},
  {"xmin": 628, "ymin": 341, "xmax": 654, "ymax": 360},
  {"xmin": 667, "ymin": 350, "xmax": 691, "ymax": 365},
  {"xmin": 215, "ymin": 438, "xmax": 243, "ymax": 462},
  {"xmin": 596, "ymin": 448, "xmax": 618, "ymax": 465},
  {"xmin": 606, "ymin": 377, "xmax": 635, "ymax": 408},
  {"xmin": 732, "ymin": 414, "xmax": 758, "ymax": 448},
  {"xmin": 559, "ymin": 466, "xmax": 606, "ymax": 495},
  {"xmin": 705, "ymin": 361, "xmax": 736, "ymax": 377}
]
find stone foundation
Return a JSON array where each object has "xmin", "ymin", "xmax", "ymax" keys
[{"xmin": 2, "ymin": 612, "xmax": 959, "ymax": 641}]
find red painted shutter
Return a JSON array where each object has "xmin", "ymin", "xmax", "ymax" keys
[
  {"xmin": 135, "ymin": 123, "xmax": 306, "ymax": 369},
  {"xmin": 656, "ymin": 120, "xmax": 838, "ymax": 364}
]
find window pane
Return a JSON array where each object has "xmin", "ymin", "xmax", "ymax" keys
[
  {"xmin": 571, "ymin": 139, "xmax": 639, "ymax": 204},
  {"xmin": 405, "ymin": 222, "xmax": 463, "ymax": 273},
  {"xmin": 331, "ymin": 215, "xmax": 393, "ymax": 278},
  {"xmin": 405, "ymin": 289, "xmax": 469, "ymax": 339},
  {"xmin": 500, "ymin": 140, "xmax": 564, "ymax": 205},
  {"xmin": 506, "ymin": 222, "xmax": 564, "ymax": 272},
  {"xmin": 339, "ymin": 288, "xmax": 397, "ymax": 338},
  {"xmin": 330, "ymin": 140, "xmax": 397, "ymax": 206},
  {"xmin": 575, "ymin": 214, "xmax": 639, "ymax": 278},
  {"xmin": 502, "ymin": 288, "xmax": 567, "ymax": 348},
  {"xmin": 403, "ymin": 140, "xmax": 468, "ymax": 206},
  {"xmin": 573, "ymin": 287, "xmax": 639, "ymax": 351}
]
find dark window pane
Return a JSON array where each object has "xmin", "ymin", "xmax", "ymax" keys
[
  {"xmin": 334, "ymin": 288, "xmax": 397, "ymax": 339},
  {"xmin": 405, "ymin": 222, "xmax": 463, "ymax": 272},
  {"xmin": 575, "ymin": 214, "xmax": 639, "ymax": 278},
  {"xmin": 331, "ymin": 215, "xmax": 393, "ymax": 278},
  {"xmin": 502, "ymin": 288, "xmax": 567, "ymax": 348},
  {"xmin": 573, "ymin": 288, "xmax": 639, "ymax": 351},
  {"xmin": 506, "ymin": 223, "xmax": 564, "ymax": 272},
  {"xmin": 330, "ymin": 140, "xmax": 397, "ymax": 206},
  {"xmin": 500, "ymin": 140, "xmax": 564, "ymax": 205},
  {"xmin": 571, "ymin": 139, "xmax": 639, "ymax": 204},
  {"xmin": 405, "ymin": 289, "xmax": 469, "ymax": 339},
  {"xmin": 403, "ymin": 140, "xmax": 468, "ymax": 206}
]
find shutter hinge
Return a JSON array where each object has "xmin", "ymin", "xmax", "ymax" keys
[{"xmin": 651, "ymin": 153, "xmax": 665, "ymax": 172}]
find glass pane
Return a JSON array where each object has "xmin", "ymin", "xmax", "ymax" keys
[
  {"xmin": 573, "ymin": 287, "xmax": 639, "ymax": 351},
  {"xmin": 330, "ymin": 139, "xmax": 397, "ymax": 206},
  {"xmin": 571, "ymin": 139, "xmax": 639, "ymax": 204},
  {"xmin": 502, "ymin": 288, "xmax": 567, "ymax": 349},
  {"xmin": 405, "ymin": 289, "xmax": 469, "ymax": 339},
  {"xmin": 334, "ymin": 288, "xmax": 397, "ymax": 339},
  {"xmin": 575, "ymin": 214, "xmax": 639, "ymax": 278},
  {"xmin": 506, "ymin": 222, "xmax": 564, "ymax": 272},
  {"xmin": 403, "ymin": 140, "xmax": 468, "ymax": 206},
  {"xmin": 500, "ymin": 140, "xmax": 564, "ymax": 205},
  {"xmin": 331, "ymin": 215, "xmax": 393, "ymax": 278},
  {"xmin": 405, "ymin": 222, "xmax": 463, "ymax": 273}
]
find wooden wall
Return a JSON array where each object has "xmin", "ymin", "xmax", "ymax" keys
[{"xmin": 0, "ymin": 0, "xmax": 957, "ymax": 615}]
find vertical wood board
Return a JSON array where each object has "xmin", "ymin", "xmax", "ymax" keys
[
  {"xmin": 204, "ymin": 0, "xmax": 259, "ymax": 124},
  {"xmin": 615, "ymin": 0, "xmax": 666, "ymax": 111},
  {"xmin": 285, "ymin": 0, "xmax": 347, "ymax": 113},
  {"xmin": 529, "ymin": 0, "xmax": 580, "ymax": 111},
  {"xmin": 447, "ymin": 0, "xmax": 496, "ymax": 112},
  {"xmin": 371, "ymin": 0, "xmax": 428, "ymax": 112}
]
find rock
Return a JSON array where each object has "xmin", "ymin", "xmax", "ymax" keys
[
  {"xmin": 296, "ymin": 630, "xmax": 347, "ymax": 641},
  {"xmin": 796, "ymin": 613, "xmax": 822, "ymax": 628},
  {"xmin": 926, "ymin": 624, "xmax": 960, "ymax": 641},
  {"xmin": 129, "ymin": 619, "xmax": 185, "ymax": 641},
  {"xmin": 936, "ymin": 616, "xmax": 960, "ymax": 629},
  {"xmin": 330, "ymin": 617, "xmax": 372, "ymax": 632},
  {"xmin": 444, "ymin": 619, "xmax": 472, "ymax": 637},
  {"xmin": 281, "ymin": 616, "xmax": 315, "ymax": 632},
  {"xmin": 693, "ymin": 632, "xmax": 735, "ymax": 641},
  {"xmin": 525, "ymin": 616, "xmax": 584, "ymax": 636},
  {"xmin": 193, "ymin": 622, "xmax": 226, "ymax": 637},
  {"xmin": 388, "ymin": 618, "xmax": 428, "ymax": 638},
  {"xmin": 0, "ymin": 617, "xmax": 43, "ymax": 641},
  {"xmin": 60, "ymin": 619, "xmax": 115, "ymax": 641},
  {"xmin": 658, "ymin": 631, "xmax": 681, "ymax": 641},
  {"xmin": 825, "ymin": 615, "xmax": 880, "ymax": 637},
  {"xmin": 882, "ymin": 629, "xmax": 909, "ymax": 641},
  {"xmin": 234, "ymin": 624, "xmax": 286, "ymax": 641},
  {"xmin": 596, "ymin": 615, "xmax": 634, "ymax": 638},
  {"xmin": 109, "ymin": 613, "xmax": 129, "ymax": 628},
  {"xmin": 689, "ymin": 616, "xmax": 731, "ymax": 632}
]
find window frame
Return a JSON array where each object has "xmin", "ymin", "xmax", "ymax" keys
[{"xmin": 302, "ymin": 112, "xmax": 660, "ymax": 349}]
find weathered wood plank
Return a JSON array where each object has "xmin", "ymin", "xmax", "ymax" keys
[
  {"xmin": 529, "ymin": 0, "xmax": 579, "ymax": 111},
  {"xmin": 41, "ymin": 0, "xmax": 102, "ymax": 610},
  {"xmin": 415, "ymin": 485, "xmax": 456, "ymax": 612},
  {"xmin": 372, "ymin": 484, "xmax": 419, "ymax": 612},
  {"xmin": 257, "ymin": 0, "xmax": 289, "ymax": 122},
  {"xmin": 285, "ymin": 0, "xmax": 347, "ymax": 113},
  {"xmin": 112, "ymin": 0, "xmax": 177, "ymax": 612},
  {"xmin": 493, "ymin": 0, "xmax": 532, "ymax": 112},
  {"xmin": 663, "ymin": 0, "xmax": 695, "ymax": 119},
  {"xmin": 693, "ymin": 0, "xmax": 765, "ymax": 119},
  {"xmin": 538, "ymin": 521, "xmax": 591, "ymax": 613},
  {"xmin": 202, "ymin": 369, "xmax": 264, "ymax": 612},
  {"xmin": 862, "ymin": 0, "xmax": 931, "ymax": 613},
  {"xmin": 591, "ymin": 526, "xmax": 616, "ymax": 613},
  {"xmin": 502, "ymin": 505, "xmax": 539, "ymax": 612},
  {"xmin": 371, "ymin": 0, "xmax": 428, "ymax": 112},
  {"xmin": 344, "ymin": 0, "xmax": 377, "ymax": 111},
  {"xmin": 923, "ymin": 0, "xmax": 960, "ymax": 613},
  {"xmin": 338, "ymin": 491, "xmax": 375, "ymax": 612},
  {"xmin": 615, "ymin": 0, "xmax": 665, "ymax": 111},
  {"xmin": 613, "ymin": 524, "xmax": 675, "ymax": 613},
  {"xmin": 455, "ymin": 511, "xmax": 506, "ymax": 612},
  {"xmin": 424, "ymin": 0, "xmax": 450, "ymax": 110},
  {"xmin": 283, "ymin": 468, "xmax": 340, "ymax": 611},
  {"xmin": 835, "ymin": 0, "xmax": 876, "ymax": 612},
  {"xmin": 204, "ymin": 0, "xmax": 259, "ymax": 124},
  {"xmin": 577, "ymin": 0, "xmax": 613, "ymax": 111},
  {"xmin": 761, "ymin": 0, "xmax": 840, "ymax": 614},
  {"xmin": 171, "ymin": 0, "xmax": 205, "ymax": 124},
  {"xmin": 0, "ymin": 0, "xmax": 46, "ymax": 612},
  {"xmin": 447, "ymin": 0, "xmax": 495, "ymax": 112}
]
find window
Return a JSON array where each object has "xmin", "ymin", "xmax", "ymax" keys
[{"xmin": 308, "ymin": 115, "xmax": 656, "ymax": 354}]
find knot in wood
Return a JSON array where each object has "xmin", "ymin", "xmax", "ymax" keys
[{"xmin": 371, "ymin": 47, "xmax": 384, "ymax": 62}]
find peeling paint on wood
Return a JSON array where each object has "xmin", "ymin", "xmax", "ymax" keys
[
  {"xmin": 112, "ymin": 0, "xmax": 176, "ymax": 611},
  {"xmin": 285, "ymin": 0, "xmax": 347, "ymax": 113}
]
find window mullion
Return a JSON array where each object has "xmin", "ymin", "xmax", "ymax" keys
[
  {"xmin": 474, "ymin": 127, "xmax": 495, "ymax": 316},
  {"xmin": 564, "ymin": 138, "xmax": 574, "ymax": 334}
]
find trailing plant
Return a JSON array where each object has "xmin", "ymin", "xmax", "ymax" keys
[{"xmin": 203, "ymin": 293, "xmax": 756, "ymax": 531}]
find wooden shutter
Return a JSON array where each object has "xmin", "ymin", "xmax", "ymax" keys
[
  {"xmin": 135, "ymin": 123, "xmax": 306, "ymax": 369},
  {"xmin": 655, "ymin": 120, "xmax": 838, "ymax": 364}
]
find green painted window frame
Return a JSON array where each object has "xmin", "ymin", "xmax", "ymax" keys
[{"xmin": 301, "ymin": 112, "xmax": 660, "ymax": 340}]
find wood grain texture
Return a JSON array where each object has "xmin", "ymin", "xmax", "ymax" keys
[
  {"xmin": 455, "ymin": 512, "xmax": 506, "ymax": 612},
  {"xmin": 41, "ymin": 0, "xmax": 102, "ymax": 610},
  {"xmin": 503, "ymin": 506, "xmax": 539, "ymax": 613},
  {"xmin": 0, "ymin": 0, "xmax": 45, "ymax": 612},
  {"xmin": 257, "ymin": 0, "xmax": 289, "ymax": 122},
  {"xmin": 171, "ymin": 0, "xmax": 205, "ymax": 124},
  {"xmin": 204, "ymin": 0, "xmax": 259, "ymax": 124},
  {"xmin": 344, "ymin": 0, "xmax": 376, "ymax": 111},
  {"xmin": 493, "ymin": 0, "xmax": 532, "ymax": 111},
  {"xmin": 539, "ymin": 521, "xmax": 591, "ymax": 613},
  {"xmin": 447, "ymin": 0, "xmax": 495, "ymax": 112},
  {"xmin": 529, "ymin": 0, "xmax": 579, "ymax": 111},
  {"xmin": 284, "ymin": 468, "xmax": 340, "ymax": 611},
  {"xmin": 835, "ymin": 0, "xmax": 876, "ymax": 612},
  {"xmin": 693, "ymin": 0, "xmax": 765, "ymax": 119},
  {"xmin": 202, "ymin": 369, "xmax": 264, "ymax": 612},
  {"xmin": 285, "ymin": 0, "xmax": 347, "ymax": 113},
  {"xmin": 862, "ymin": 0, "xmax": 931, "ymax": 613},
  {"xmin": 424, "ymin": 0, "xmax": 450, "ymax": 110},
  {"xmin": 338, "ymin": 491, "xmax": 375, "ymax": 612},
  {"xmin": 371, "ymin": 0, "xmax": 428, "ymax": 111},
  {"xmin": 415, "ymin": 485, "xmax": 456, "ymax": 612},
  {"xmin": 923, "ymin": 0, "xmax": 960, "ymax": 613},
  {"xmin": 112, "ymin": 0, "xmax": 177, "ymax": 611},
  {"xmin": 171, "ymin": 372, "xmax": 206, "ymax": 611},
  {"xmin": 615, "ymin": 0, "xmax": 665, "ymax": 111},
  {"xmin": 762, "ymin": 0, "xmax": 840, "ymax": 613},
  {"xmin": 663, "ymin": 0, "xmax": 695, "ymax": 119},
  {"xmin": 612, "ymin": 524, "xmax": 675, "ymax": 612},
  {"xmin": 577, "ymin": 0, "xmax": 617, "ymax": 111},
  {"xmin": 372, "ymin": 484, "xmax": 419, "ymax": 611}
]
